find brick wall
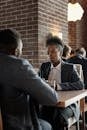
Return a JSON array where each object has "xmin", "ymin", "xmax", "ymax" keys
[
  {"xmin": 68, "ymin": 0, "xmax": 77, "ymax": 49},
  {"xmin": 76, "ymin": 0, "xmax": 87, "ymax": 51},
  {"xmin": 0, "ymin": 0, "xmax": 38, "ymax": 67},
  {"xmin": 38, "ymin": 0, "xmax": 68, "ymax": 66},
  {"xmin": 68, "ymin": 0, "xmax": 87, "ymax": 52},
  {"xmin": 0, "ymin": 0, "xmax": 68, "ymax": 68},
  {"xmin": 68, "ymin": 22, "xmax": 77, "ymax": 49}
]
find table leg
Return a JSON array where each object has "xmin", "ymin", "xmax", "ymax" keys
[{"xmin": 80, "ymin": 98, "xmax": 85, "ymax": 130}]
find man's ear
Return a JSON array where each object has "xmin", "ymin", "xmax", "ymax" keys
[{"xmin": 15, "ymin": 48, "xmax": 20, "ymax": 57}]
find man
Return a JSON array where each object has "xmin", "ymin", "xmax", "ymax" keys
[
  {"xmin": 0, "ymin": 29, "xmax": 59, "ymax": 130},
  {"xmin": 67, "ymin": 47, "xmax": 87, "ymax": 89},
  {"xmin": 75, "ymin": 47, "xmax": 86, "ymax": 58},
  {"xmin": 67, "ymin": 47, "xmax": 87, "ymax": 124},
  {"xmin": 39, "ymin": 36, "xmax": 84, "ymax": 130}
]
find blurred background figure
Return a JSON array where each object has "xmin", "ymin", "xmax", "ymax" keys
[
  {"xmin": 69, "ymin": 49, "xmax": 75, "ymax": 58},
  {"xmin": 67, "ymin": 46, "xmax": 87, "ymax": 89},
  {"xmin": 67, "ymin": 48, "xmax": 87, "ymax": 125},
  {"xmin": 62, "ymin": 44, "xmax": 71, "ymax": 61},
  {"xmin": 75, "ymin": 47, "xmax": 86, "ymax": 58}
]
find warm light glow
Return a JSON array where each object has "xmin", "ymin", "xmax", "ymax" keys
[
  {"xmin": 47, "ymin": 32, "xmax": 63, "ymax": 40},
  {"xmin": 68, "ymin": 2, "xmax": 84, "ymax": 21},
  {"xmin": 58, "ymin": 32, "xmax": 63, "ymax": 40},
  {"xmin": 52, "ymin": 32, "xmax": 63, "ymax": 40}
]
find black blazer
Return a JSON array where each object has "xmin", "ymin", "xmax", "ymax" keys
[
  {"xmin": 0, "ymin": 53, "xmax": 58, "ymax": 130},
  {"xmin": 39, "ymin": 61, "xmax": 84, "ymax": 120},
  {"xmin": 39, "ymin": 61, "xmax": 84, "ymax": 90}
]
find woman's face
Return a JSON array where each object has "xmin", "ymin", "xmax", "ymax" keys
[{"xmin": 47, "ymin": 44, "xmax": 62, "ymax": 64}]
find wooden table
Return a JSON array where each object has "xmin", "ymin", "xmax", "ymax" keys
[{"xmin": 56, "ymin": 90, "xmax": 87, "ymax": 130}]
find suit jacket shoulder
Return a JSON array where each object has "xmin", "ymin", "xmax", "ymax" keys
[
  {"xmin": 39, "ymin": 62, "xmax": 51, "ymax": 80},
  {"xmin": 60, "ymin": 61, "xmax": 84, "ymax": 90}
]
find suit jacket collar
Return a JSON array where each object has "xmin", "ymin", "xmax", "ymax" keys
[
  {"xmin": 61, "ymin": 61, "xmax": 66, "ymax": 82},
  {"xmin": 49, "ymin": 60, "xmax": 65, "ymax": 71}
]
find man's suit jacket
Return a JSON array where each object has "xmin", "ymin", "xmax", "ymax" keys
[
  {"xmin": 0, "ymin": 53, "xmax": 58, "ymax": 130},
  {"xmin": 39, "ymin": 61, "xmax": 84, "ymax": 121},
  {"xmin": 67, "ymin": 55, "xmax": 87, "ymax": 89}
]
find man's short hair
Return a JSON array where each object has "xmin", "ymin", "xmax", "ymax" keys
[
  {"xmin": 0, "ymin": 29, "xmax": 21, "ymax": 50},
  {"xmin": 70, "ymin": 49, "xmax": 75, "ymax": 55},
  {"xmin": 46, "ymin": 36, "xmax": 64, "ymax": 55},
  {"xmin": 62, "ymin": 44, "xmax": 71, "ymax": 57},
  {"xmin": 46, "ymin": 36, "xmax": 64, "ymax": 48},
  {"xmin": 75, "ymin": 47, "xmax": 86, "ymax": 57}
]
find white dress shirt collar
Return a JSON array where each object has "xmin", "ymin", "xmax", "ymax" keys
[{"xmin": 51, "ymin": 62, "xmax": 61, "ymax": 71}]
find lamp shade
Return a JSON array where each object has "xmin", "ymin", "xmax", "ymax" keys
[{"xmin": 68, "ymin": 2, "xmax": 84, "ymax": 21}]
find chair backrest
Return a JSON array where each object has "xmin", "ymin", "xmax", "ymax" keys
[
  {"xmin": 0, "ymin": 84, "xmax": 39, "ymax": 130},
  {"xmin": 74, "ymin": 64, "xmax": 84, "ymax": 82},
  {"xmin": 34, "ymin": 68, "xmax": 39, "ymax": 73},
  {"xmin": 66, "ymin": 64, "xmax": 83, "ymax": 130},
  {"xmin": 66, "ymin": 100, "xmax": 80, "ymax": 130}
]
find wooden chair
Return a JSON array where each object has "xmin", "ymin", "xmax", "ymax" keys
[
  {"xmin": 64, "ymin": 64, "xmax": 83, "ymax": 130},
  {"xmin": 64, "ymin": 101, "xmax": 80, "ymax": 130},
  {"xmin": 74, "ymin": 64, "xmax": 84, "ymax": 82},
  {"xmin": 0, "ymin": 110, "xmax": 3, "ymax": 130},
  {"xmin": 65, "ymin": 116, "xmax": 80, "ymax": 130},
  {"xmin": 74, "ymin": 64, "xmax": 87, "ymax": 130}
]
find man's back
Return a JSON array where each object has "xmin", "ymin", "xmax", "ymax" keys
[
  {"xmin": 0, "ymin": 53, "xmax": 58, "ymax": 130},
  {"xmin": 67, "ymin": 55, "xmax": 87, "ymax": 89},
  {"xmin": 0, "ymin": 54, "xmax": 37, "ymax": 130}
]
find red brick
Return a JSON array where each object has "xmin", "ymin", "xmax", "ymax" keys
[{"xmin": 0, "ymin": 0, "xmax": 68, "ymax": 68}]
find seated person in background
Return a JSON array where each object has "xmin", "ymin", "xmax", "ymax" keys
[
  {"xmin": 62, "ymin": 44, "xmax": 71, "ymax": 61},
  {"xmin": 0, "ymin": 29, "xmax": 59, "ymax": 130},
  {"xmin": 67, "ymin": 47, "xmax": 87, "ymax": 123},
  {"xmin": 67, "ymin": 47, "xmax": 87, "ymax": 89},
  {"xmin": 75, "ymin": 47, "xmax": 86, "ymax": 58},
  {"xmin": 69, "ymin": 49, "xmax": 75, "ymax": 58},
  {"xmin": 62, "ymin": 47, "xmax": 83, "ymax": 80},
  {"xmin": 39, "ymin": 36, "xmax": 84, "ymax": 130}
]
